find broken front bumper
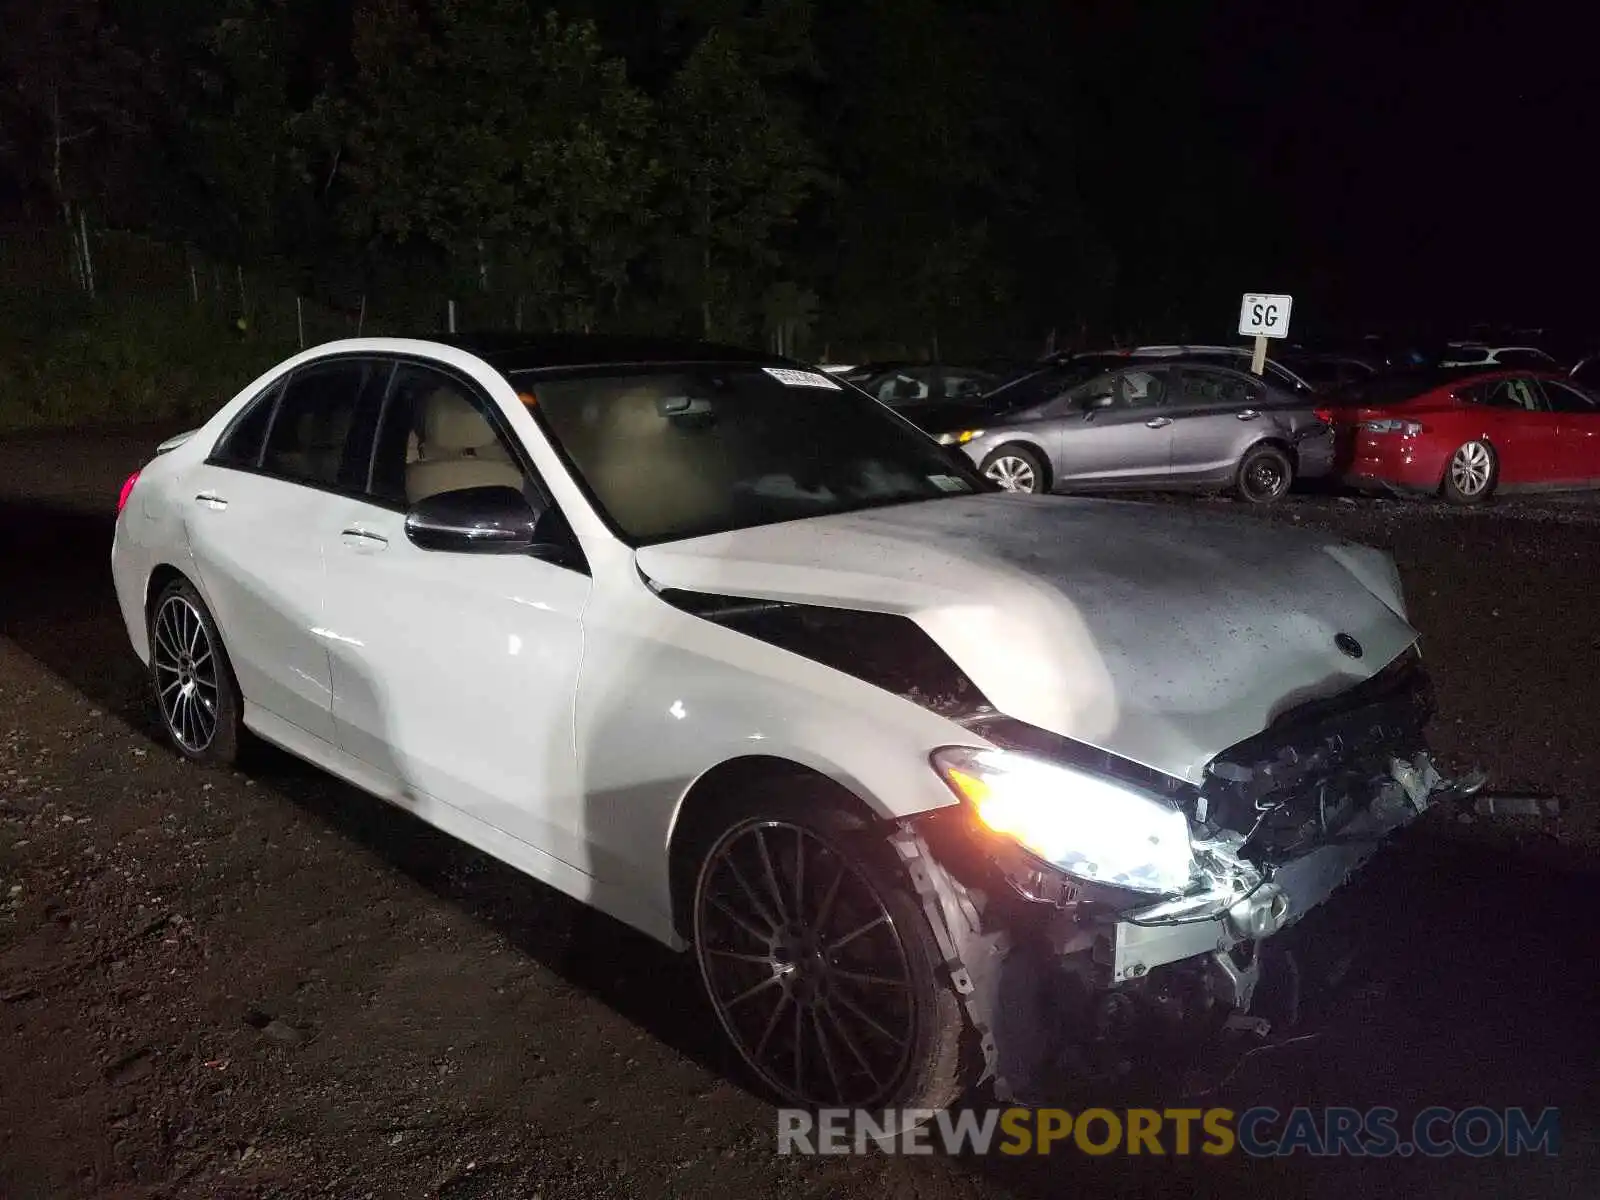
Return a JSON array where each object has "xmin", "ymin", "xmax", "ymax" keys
[
  {"xmin": 898, "ymin": 655, "xmax": 1460, "ymax": 1102},
  {"xmin": 1111, "ymin": 753, "xmax": 1444, "ymax": 988}
]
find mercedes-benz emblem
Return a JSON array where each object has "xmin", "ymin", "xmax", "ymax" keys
[{"xmin": 1335, "ymin": 632, "xmax": 1364, "ymax": 659}]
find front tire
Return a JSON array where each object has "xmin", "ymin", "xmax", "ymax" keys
[
  {"xmin": 690, "ymin": 788, "xmax": 973, "ymax": 1110},
  {"xmin": 980, "ymin": 444, "xmax": 1048, "ymax": 493},
  {"xmin": 1235, "ymin": 443, "xmax": 1294, "ymax": 503},
  {"xmin": 1441, "ymin": 439, "xmax": 1497, "ymax": 505},
  {"xmin": 147, "ymin": 578, "xmax": 242, "ymax": 765}
]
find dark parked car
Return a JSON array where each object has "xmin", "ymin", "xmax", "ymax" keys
[
  {"xmin": 922, "ymin": 356, "xmax": 1335, "ymax": 503},
  {"xmin": 1278, "ymin": 352, "xmax": 1377, "ymax": 392},
  {"xmin": 841, "ymin": 362, "xmax": 999, "ymax": 407}
]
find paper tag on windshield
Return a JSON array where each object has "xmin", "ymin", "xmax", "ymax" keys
[
  {"xmin": 763, "ymin": 367, "xmax": 841, "ymax": 390},
  {"xmin": 928, "ymin": 474, "xmax": 967, "ymax": 492}
]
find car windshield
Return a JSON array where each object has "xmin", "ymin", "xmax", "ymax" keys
[{"xmin": 512, "ymin": 365, "xmax": 988, "ymax": 544}]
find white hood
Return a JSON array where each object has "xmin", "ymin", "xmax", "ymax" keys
[{"xmin": 635, "ymin": 494, "xmax": 1419, "ymax": 783}]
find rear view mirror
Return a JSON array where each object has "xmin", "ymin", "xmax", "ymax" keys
[
  {"xmin": 656, "ymin": 394, "xmax": 716, "ymax": 417},
  {"xmin": 405, "ymin": 485, "xmax": 548, "ymax": 554}
]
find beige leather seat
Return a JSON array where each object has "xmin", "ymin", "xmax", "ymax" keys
[{"xmin": 404, "ymin": 387, "xmax": 525, "ymax": 503}]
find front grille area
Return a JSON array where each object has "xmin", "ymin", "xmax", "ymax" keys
[{"xmin": 1201, "ymin": 649, "xmax": 1433, "ymax": 862}]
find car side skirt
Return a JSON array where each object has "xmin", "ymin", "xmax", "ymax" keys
[{"xmin": 242, "ymin": 701, "xmax": 687, "ymax": 950}]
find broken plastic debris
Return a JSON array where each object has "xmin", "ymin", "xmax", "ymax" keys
[
  {"xmin": 1389, "ymin": 758, "xmax": 1431, "ymax": 810},
  {"xmin": 1223, "ymin": 1012, "xmax": 1272, "ymax": 1038},
  {"xmin": 1473, "ymin": 794, "xmax": 1560, "ymax": 818}
]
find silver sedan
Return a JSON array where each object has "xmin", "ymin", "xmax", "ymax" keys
[{"xmin": 932, "ymin": 358, "xmax": 1335, "ymax": 503}]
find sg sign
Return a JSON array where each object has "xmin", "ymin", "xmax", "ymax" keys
[{"xmin": 1238, "ymin": 293, "xmax": 1293, "ymax": 340}]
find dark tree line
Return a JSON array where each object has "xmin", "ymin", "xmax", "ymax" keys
[{"xmin": 0, "ymin": 0, "xmax": 1113, "ymax": 356}]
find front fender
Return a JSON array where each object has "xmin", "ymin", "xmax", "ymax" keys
[{"xmin": 572, "ymin": 586, "xmax": 976, "ymax": 937}]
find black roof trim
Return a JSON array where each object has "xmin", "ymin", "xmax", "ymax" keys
[{"xmin": 435, "ymin": 332, "xmax": 781, "ymax": 373}]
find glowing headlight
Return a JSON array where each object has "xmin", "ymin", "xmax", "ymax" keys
[
  {"xmin": 932, "ymin": 746, "xmax": 1196, "ymax": 895},
  {"xmin": 936, "ymin": 429, "xmax": 985, "ymax": 445}
]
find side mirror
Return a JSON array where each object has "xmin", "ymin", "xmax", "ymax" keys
[
  {"xmin": 1082, "ymin": 392, "xmax": 1115, "ymax": 419},
  {"xmin": 405, "ymin": 485, "xmax": 547, "ymax": 554}
]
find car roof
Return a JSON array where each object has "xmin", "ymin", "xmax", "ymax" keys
[
  {"xmin": 1334, "ymin": 365, "xmax": 1570, "ymax": 401},
  {"xmin": 1046, "ymin": 345, "xmax": 1313, "ymax": 387},
  {"xmin": 436, "ymin": 332, "xmax": 778, "ymax": 372}
]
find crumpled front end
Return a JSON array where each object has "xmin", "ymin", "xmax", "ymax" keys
[
  {"xmin": 1113, "ymin": 647, "xmax": 1437, "ymax": 982},
  {"xmin": 894, "ymin": 649, "xmax": 1469, "ymax": 1103}
]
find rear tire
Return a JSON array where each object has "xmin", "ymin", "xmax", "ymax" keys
[
  {"xmin": 1235, "ymin": 443, "xmax": 1294, "ymax": 503},
  {"xmin": 980, "ymin": 444, "xmax": 1049, "ymax": 494},
  {"xmin": 1441, "ymin": 439, "xmax": 1497, "ymax": 505},
  {"xmin": 147, "ymin": 578, "xmax": 242, "ymax": 766},
  {"xmin": 689, "ymin": 784, "xmax": 975, "ymax": 1112}
]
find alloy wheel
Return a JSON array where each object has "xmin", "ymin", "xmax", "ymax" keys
[
  {"xmin": 693, "ymin": 820, "xmax": 918, "ymax": 1107},
  {"xmin": 151, "ymin": 594, "xmax": 220, "ymax": 753},
  {"xmin": 984, "ymin": 455, "xmax": 1036, "ymax": 492},
  {"xmin": 1450, "ymin": 442, "xmax": 1493, "ymax": 498}
]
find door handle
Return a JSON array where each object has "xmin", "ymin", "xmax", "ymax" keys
[
  {"xmin": 1235, "ymin": 410, "xmax": 1260, "ymax": 421},
  {"xmin": 1145, "ymin": 417, "xmax": 1172, "ymax": 429},
  {"xmin": 194, "ymin": 492, "xmax": 228, "ymax": 510},
  {"xmin": 340, "ymin": 527, "xmax": 389, "ymax": 551}
]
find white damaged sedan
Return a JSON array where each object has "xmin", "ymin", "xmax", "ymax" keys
[{"xmin": 112, "ymin": 335, "xmax": 1465, "ymax": 1109}]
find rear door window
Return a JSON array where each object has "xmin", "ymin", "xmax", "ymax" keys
[
  {"xmin": 1170, "ymin": 367, "xmax": 1254, "ymax": 411},
  {"xmin": 261, "ymin": 359, "xmax": 381, "ymax": 489}
]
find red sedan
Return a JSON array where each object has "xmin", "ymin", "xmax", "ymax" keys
[{"xmin": 1332, "ymin": 369, "xmax": 1600, "ymax": 503}]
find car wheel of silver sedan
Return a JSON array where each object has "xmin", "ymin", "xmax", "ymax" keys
[
  {"xmin": 979, "ymin": 445, "xmax": 1048, "ymax": 494},
  {"xmin": 1235, "ymin": 443, "xmax": 1294, "ymax": 504},
  {"xmin": 690, "ymin": 791, "xmax": 973, "ymax": 1110},
  {"xmin": 1441, "ymin": 439, "xmax": 1497, "ymax": 505},
  {"xmin": 148, "ymin": 578, "xmax": 242, "ymax": 765}
]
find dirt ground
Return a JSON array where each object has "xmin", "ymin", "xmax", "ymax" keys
[{"xmin": 1, "ymin": 428, "xmax": 1597, "ymax": 1199}]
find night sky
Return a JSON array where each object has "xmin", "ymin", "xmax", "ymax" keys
[
  {"xmin": 1, "ymin": 0, "xmax": 1593, "ymax": 350},
  {"xmin": 1074, "ymin": 0, "xmax": 1594, "ymax": 341}
]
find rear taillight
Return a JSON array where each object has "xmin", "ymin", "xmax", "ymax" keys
[
  {"xmin": 1313, "ymin": 406, "xmax": 1334, "ymax": 422},
  {"xmin": 117, "ymin": 470, "xmax": 140, "ymax": 515}
]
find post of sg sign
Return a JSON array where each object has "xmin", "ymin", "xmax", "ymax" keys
[{"xmin": 1238, "ymin": 293, "xmax": 1293, "ymax": 375}]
